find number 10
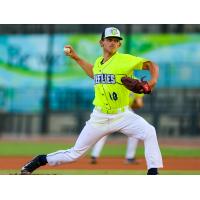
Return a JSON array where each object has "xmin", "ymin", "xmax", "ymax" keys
[{"xmin": 109, "ymin": 92, "xmax": 118, "ymax": 101}]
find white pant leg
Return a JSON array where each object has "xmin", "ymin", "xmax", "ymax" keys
[
  {"xmin": 47, "ymin": 111, "xmax": 110, "ymax": 166},
  {"xmin": 120, "ymin": 110, "xmax": 163, "ymax": 169},
  {"xmin": 143, "ymin": 125, "xmax": 163, "ymax": 169},
  {"xmin": 91, "ymin": 135, "xmax": 108, "ymax": 158},
  {"xmin": 125, "ymin": 137, "xmax": 138, "ymax": 159}
]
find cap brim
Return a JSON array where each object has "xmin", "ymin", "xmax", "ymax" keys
[{"xmin": 104, "ymin": 36, "xmax": 123, "ymax": 40}]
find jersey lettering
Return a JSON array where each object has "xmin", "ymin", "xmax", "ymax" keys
[{"xmin": 94, "ymin": 74, "xmax": 116, "ymax": 84}]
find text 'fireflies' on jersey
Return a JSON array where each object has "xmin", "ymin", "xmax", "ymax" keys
[{"xmin": 94, "ymin": 74, "xmax": 116, "ymax": 84}]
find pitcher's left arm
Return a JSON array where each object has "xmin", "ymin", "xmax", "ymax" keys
[{"xmin": 142, "ymin": 61, "xmax": 159, "ymax": 90}]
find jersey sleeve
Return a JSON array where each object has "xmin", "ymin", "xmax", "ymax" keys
[{"xmin": 128, "ymin": 55, "xmax": 149, "ymax": 70}]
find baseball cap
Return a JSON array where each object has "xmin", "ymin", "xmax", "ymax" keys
[{"xmin": 101, "ymin": 27, "xmax": 123, "ymax": 40}]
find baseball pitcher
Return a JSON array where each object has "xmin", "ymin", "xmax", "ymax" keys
[{"xmin": 20, "ymin": 27, "xmax": 163, "ymax": 175}]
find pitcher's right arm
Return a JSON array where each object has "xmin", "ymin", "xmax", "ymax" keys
[{"xmin": 64, "ymin": 45, "xmax": 94, "ymax": 78}]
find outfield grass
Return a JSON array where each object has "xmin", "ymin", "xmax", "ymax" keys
[{"xmin": 0, "ymin": 141, "xmax": 200, "ymax": 157}]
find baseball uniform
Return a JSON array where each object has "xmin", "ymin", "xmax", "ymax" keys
[
  {"xmin": 91, "ymin": 92, "xmax": 144, "ymax": 161},
  {"xmin": 46, "ymin": 52, "xmax": 163, "ymax": 170}
]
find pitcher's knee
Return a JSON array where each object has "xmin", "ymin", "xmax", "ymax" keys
[
  {"xmin": 145, "ymin": 124, "xmax": 157, "ymax": 139},
  {"xmin": 150, "ymin": 125, "xmax": 156, "ymax": 134}
]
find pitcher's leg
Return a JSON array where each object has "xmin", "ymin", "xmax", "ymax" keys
[
  {"xmin": 47, "ymin": 122, "xmax": 107, "ymax": 166},
  {"xmin": 120, "ymin": 111, "xmax": 163, "ymax": 171},
  {"xmin": 143, "ymin": 125, "xmax": 163, "ymax": 169},
  {"xmin": 21, "ymin": 122, "xmax": 108, "ymax": 174}
]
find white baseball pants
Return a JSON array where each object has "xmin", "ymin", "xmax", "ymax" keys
[
  {"xmin": 47, "ymin": 108, "xmax": 163, "ymax": 169},
  {"xmin": 91, "ymin": 135, "xmax": 139, "ymax": 159}
]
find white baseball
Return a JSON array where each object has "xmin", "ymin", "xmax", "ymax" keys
[{"xmin": 64, "ymin": 47, "xmax": 71, "ymax": 53}]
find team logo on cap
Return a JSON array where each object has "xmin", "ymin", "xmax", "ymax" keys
[{"xmin": 111, "ymin": 28, "xmax": 118, "ymax": 36}]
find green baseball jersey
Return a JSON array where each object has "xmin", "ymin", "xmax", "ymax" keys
[{"xmin": 93, "ymin": 52, "xmax": 148, "ymax": 114}]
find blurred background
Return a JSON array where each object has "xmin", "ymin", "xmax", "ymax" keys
[{"xmin": 0, "ymin": 24, "xmax": 199, "ymax": 138}]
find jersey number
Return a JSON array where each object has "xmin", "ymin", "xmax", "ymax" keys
[{"xmin": 109, "ymin": 92, "xmax": 118, "ymax": 101}]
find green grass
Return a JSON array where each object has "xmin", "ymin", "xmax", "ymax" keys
[
  {"xmin": 1, "ymin": 169, "xmax": 200, "ymax": 175},
  {"xmin": 0, "ymin": 142, "xmax": 72, "ymax": 156},
  {"xmin": 0, "ymin": 141, "xmax": 200, "ymax": 157}
]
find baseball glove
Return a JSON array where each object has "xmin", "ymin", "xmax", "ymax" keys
[{"xmin": 121, "ymin": 76, "xmax": 151, "ymax": 94}]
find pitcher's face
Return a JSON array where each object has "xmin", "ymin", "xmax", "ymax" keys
[{"xmin": 100, "ymin": 37, "xmax": 121, "ymax": 54}]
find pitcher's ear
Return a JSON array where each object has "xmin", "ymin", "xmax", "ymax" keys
[{"xmin": 99, "ymin": 40, "xmax": 103, "ymax": 47}]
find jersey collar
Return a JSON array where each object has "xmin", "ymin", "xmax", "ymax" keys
[{"xmin": 99, "ymin": 52, "xmax": 119, "ymax": 68}]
